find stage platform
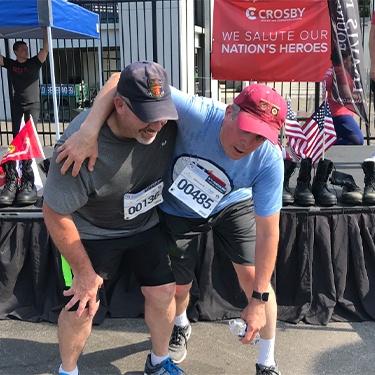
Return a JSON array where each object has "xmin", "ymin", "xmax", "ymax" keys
[{"xmin": 0, "ymin": 146, "xmax": 375, "ymax": 326}]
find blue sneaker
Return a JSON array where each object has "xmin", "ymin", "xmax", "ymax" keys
[{"xmin": 144, "ymin": 354, "xmax": 186, "ymax": 375}]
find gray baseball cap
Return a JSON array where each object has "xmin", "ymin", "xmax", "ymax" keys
[{"xmin": 117, "ymin": 61, "xmax": 178, "ymax": 123}]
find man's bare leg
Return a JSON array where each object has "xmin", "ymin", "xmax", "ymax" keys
[
  {"xmin": 142, "ymin": 282, "xmax": 176, "ymax": 357},
  {"xmin": 167, "ymin": 283, "xmax": 192, "ymax": 363},
  {"xmin": 58, "ymin": 308, "xmax": 93, "ymax": 372}
]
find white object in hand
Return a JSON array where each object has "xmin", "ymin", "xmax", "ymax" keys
[{"xmin": 229, "ymin": 318, "xmax": 260, "ymax": 345}]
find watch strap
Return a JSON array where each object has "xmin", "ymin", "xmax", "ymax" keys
[{"xmin": 252, "ymin": 290, "xmax": 269, "ymax": 302}]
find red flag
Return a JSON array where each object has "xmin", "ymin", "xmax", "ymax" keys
[
  {"xmin": 286, "ymin": 101, "xmax": 337, "ymax": 165},
  {"xmin": 0, "ymin": 117, "xmax": 45, "ymax": 165},
  {"xmin": 0, "ymin": 165, "xmax": 6, "ymax": 187}
]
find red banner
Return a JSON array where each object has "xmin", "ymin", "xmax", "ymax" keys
[{"xmin": 211, "ymin": 0, "xmax": 331, "ymax": 82}]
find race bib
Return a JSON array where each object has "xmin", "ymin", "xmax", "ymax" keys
[
  {"xmin": 169, "ymin": 162, "xmax": 226, "ymax": 218},
  {"xmin": 124, "ymin": 179, "xmax": 163, "ymax": 220}
]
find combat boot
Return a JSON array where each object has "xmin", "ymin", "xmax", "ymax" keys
[
  {"xmin": 311, "ymin": 159, "xmax": 337, "ymax": 207},
  {"xmin": 282, "ymin": 159, "xmax": 297, "ymax": 206},
  {"xmin": 294, "ymin": 158, "xmax": 315, "ymax": 206},
  {"xmin": 38, "ymin": 158, "xmax": 50, "ymax": 176},
  {"xmin": 0, "ymin": 161, "xmax": 18, "ymax": 206},
  {"xmin": 17, "ymin": 159, "xmax": 37, "ymax": 205},
  {"xmin": 362, "ymin": 160, "xmax": 375, "ymax": 205},
  {"xmin": 329, "ymin": 170, "xmax": 362, "ymax": 205}
]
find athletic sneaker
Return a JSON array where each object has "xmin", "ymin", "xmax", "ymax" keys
[
  {"xmin": 256, "ymin": 363, "xmax": 281, "ymax": 375},
  {"xmin": 59, "ymin": 367, "xmax": 79, "ymax": 375},
  {"xmin": 168, "ymin": 324, "xmax": 192, "ymax": 364},
  {"xmin": 144, "ymin": 354, "xmax": 186, "ymax": 375}
]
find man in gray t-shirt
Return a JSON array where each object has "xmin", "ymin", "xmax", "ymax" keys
[{"xmin": 43, "ymin": 61, "xmax": 186, "ymax": 375}]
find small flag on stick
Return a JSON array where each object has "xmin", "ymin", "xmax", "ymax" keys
[
  {"xmin": 285, "ymin": 100, "xmax": 337, "ymax": 165},
  {"xmin": 0, "ymin": 116, "xmax": 45, "ymax": 189},
  {"xmin": 1, "ymin": 117, "xmax": 45, "ymax": 164}
]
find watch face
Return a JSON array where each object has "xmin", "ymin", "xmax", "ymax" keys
[{"xmin": 252, "ymin": 291, "xmax": 269, "ymax": 302}]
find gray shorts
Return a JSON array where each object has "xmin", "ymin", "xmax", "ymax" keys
[{"xmin": 158, "ymin": 198, "xmax": 256, "ymax": 285}]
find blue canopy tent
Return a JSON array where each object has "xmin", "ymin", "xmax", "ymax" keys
[{"xmin": 0, "ymin": 0, "xmax": 100, "ymax": 139}]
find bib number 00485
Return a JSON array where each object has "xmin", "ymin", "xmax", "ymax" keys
[
  {"xmin": 169, "ymin": 163, "xmax": 226, "ymax": 218},
  {"xmin": 175, "ymin": 178, "xmax": 214, "ymax": 209}
]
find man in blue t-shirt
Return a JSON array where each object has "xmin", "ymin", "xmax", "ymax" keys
[
  {"xmin": 0, "ymin": 27, "xmax": 48, "ymax": 206},
  {"xmin": 56, "ymin": 73, "xmax": 286, "ymax": 375}
]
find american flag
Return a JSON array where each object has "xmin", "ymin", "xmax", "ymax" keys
[
  {"xmin": 277, "ymin": 141, "xmax": 292, "ymax": 161},
  {"xmin": 285, "ymin": 101, "xmax": 337, "ymax": 165},
  {"xmin": 284, "ymin": 101, "xmax": 304, "ymax": 161}
]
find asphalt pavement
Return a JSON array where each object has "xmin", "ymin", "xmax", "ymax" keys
[{"xmin": 1, "ymin": 318, "xmax": 375, "ymax": 375}]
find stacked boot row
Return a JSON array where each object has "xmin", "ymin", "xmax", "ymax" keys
[
  {"xmin": 0, "ymin": 160, "xmax": 38, "ymax": 207},
  {"xmin": 283, "ymin": 158, "xmax": 375, "ymax": 207}
]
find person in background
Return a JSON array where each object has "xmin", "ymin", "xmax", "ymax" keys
[
  {"xmin": 54, "ymin": 74, "xmax": 286, "ymax": 375},
  {"xmin": 0, "ymin": 27, "xmax": 48, "ymax": 206},
  {"xmin": 323, "ymin": 48, "xmax": 364, "ymax": 146},
  {"xmin": 42, "ymin": 61, "xmax": 186, "ymax": 375}
]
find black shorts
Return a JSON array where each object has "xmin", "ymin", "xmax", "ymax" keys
[
  {"xmin": 158, "ymin": 198, "xmax": 256, "ymax": 285},
  {"xmin": 11, "ymin": 102, "xmax": 40, "ymax": 137},
  {"xmin": 59, "ymin": 224, "xmax": 175, "ymax": 310}
]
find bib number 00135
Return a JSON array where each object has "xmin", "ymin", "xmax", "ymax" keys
[{"xmin": 169, "ymin": 163, "xmax": 226, "ymax": 218}]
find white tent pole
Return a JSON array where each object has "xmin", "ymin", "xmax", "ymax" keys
[
  {"xmin": 97, "ymin": 36, "xmax": 103, "ymax": 89},
  {"xmin": 47, "ymin": 26, "xmax": 60, "ymax": 140}
]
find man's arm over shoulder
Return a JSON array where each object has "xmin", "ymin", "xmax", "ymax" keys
[
  {"xmin": 0, "ymin": 54, "xmax": 4, "ymax": 67},
  {"xmin": 37, "ymin": 27, "xmax": 49, "ymax": 63},
  {"xmin": 56, "ymin": 72, "xmax": 120, "ymax": 176}
]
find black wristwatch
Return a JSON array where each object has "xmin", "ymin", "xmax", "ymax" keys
[{"xmin": 252, "ymin": 290, "xmax": 269, "ymax": 302}]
